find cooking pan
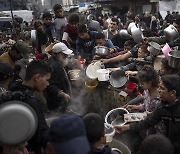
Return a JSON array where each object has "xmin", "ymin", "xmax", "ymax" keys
[
  {"xmin": 131, "ymin": 25, "xmax": 144, "ymax": 43},
  {"xmin": 95, "ymin": 46, "xmax": 109, "ymax": 57},
  {"xmin": 168, "ymin": 50, "xmax": 180, "ymax": 68},
  {"xmin": 109, "ymin": 70, "xmax": 128, "ymax": 88},
  {"xmin": 147, "ymin": 42, "xmax": 161, "ymax": 56},
  {"xmin": 164, "ymin": 24, "xmax": 179, "ymax": 41},
  {"xmin": 0, "ymin": 101, "xmax": 37, "ymax": 144}
]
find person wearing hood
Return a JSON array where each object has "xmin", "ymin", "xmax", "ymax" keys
[
  {"xmin": 114, "ymin": 74, "xmax": 180, "ymax": 154},
  {"xmin": 47, "ymin": 42, "xmax": 72, "ymax": 113},
  {"xmin": 83, "ymin": 113, "xmax": 120, "ymax": 154}
]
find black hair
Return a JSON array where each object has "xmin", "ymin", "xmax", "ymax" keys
[
  {"xmin": 25, "ymin": 60, "xmax": 52, "ymax": 81},
  {"xmin": 53, "ymin": 4, "xmax": 63, "ymax": 11},
  {"xmin": 124, "ymin": 40, "xmax": 136, "ymax": 48},
  {"xmin": 138, "ymin": 65, "xmax": 159, "ymax": 87},
  {"xmin": 140, "ymin": 134, "xmax": 174, "ymax": 154},
  {"xmin": 77, "ymin": 24, "xmax": 87, "ymax": 33},
  {"xmin": 161, "ymin": 58, "xmax": 177, "ymax": 74},
  {"xmin": 161, "ymin": 74, "xmax": 180, "ymax": 97},
  {"xmin": 83, "ymin": 113, "xmax": 104, "ymax": 144},
  {"xmin": 42, "ymin": 12, "xmax": 52, "ymax": 19},
  {"xmin": 68, "ymin": 14, "xmax": 79, "ymax": 24},
  {"xmin": 111, "ymin": 17, "xmax": 119, "ymax": 25},
  {"xmin": 95, "ymin": 33, "xmax": 105, "ymax": 40}
]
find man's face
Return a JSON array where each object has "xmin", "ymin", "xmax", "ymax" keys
[
  {"xmin": 95, "ymin": 38, "xmax": 106, "ymax": 46},
  {"xmin": 54, "ymin": 9, "xmax": 64, "ymax": 18},
  {"xmin": 109, "ymin": 21, "xmax": 118, "ymax": 31},
  {"xmin": 158, "ymin": 80, "xmax": 175, "ymax": 103},
  {"xmin": 35, "ymin": 73, "xmax": 51, "ymax": 92},
  {"xmin": 43, "ymin": 17, "xmax": 52, "ymax": 25}
]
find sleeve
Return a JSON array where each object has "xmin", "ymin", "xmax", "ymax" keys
[
  {"xmin": 147, "ymin": 36, "xmax": 168, "ymax": 45},
  {"xmin": 76, "ymin": 38, "xmax": 82, "ymax": 55},
  {"xmin": 51, "ymin": 23, "xmax": 57, "ymax": 40},
  {"xmin": 130, "ymin": 107, "xmax": 162, "ymax": 132}
]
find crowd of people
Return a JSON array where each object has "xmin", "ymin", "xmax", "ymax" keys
[{"xmin": 0, "ymin": 3, "xmax": 180, "ymax": 154}]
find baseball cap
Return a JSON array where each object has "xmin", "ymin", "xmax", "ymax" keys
[
  {"xmin": 49, "ymin": 114, "xmax": 90, "ymax": 154},
  {"xmin": 0, "ymin": 63, "xmax": 14, "ymax": 81},
  {"xmin": 52, "ymin": 42, "xmax": 73, "ymax": 55},
  {"xmin": 13, "ymin": 40, "xmax": 29, "ymax": 58}
]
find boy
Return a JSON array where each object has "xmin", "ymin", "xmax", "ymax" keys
[
  {"xmin": 9, "ymin": 60, "xmax": 52, "ymax": 154},
  {"xmin": 53, "ymin": 4, "xmax": 67, "ymax": 41},
  {"xmin": 83, "ymin": 113, "xmax": 119, "ymax": 154},
  {"xmin": 115, "ymin": 74, "xmax": 180, "ymax": 154},
  {"xmin": 42, "ymin": 12, "xmax": 57, "ymax": 43},
  {"xmin": 76, "ymin": 24, "xmax": 97, "ymax": 63}
]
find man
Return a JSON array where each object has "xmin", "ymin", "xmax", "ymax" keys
[
  {"xmin": 47, "ymin": 42, "xmax": 72, "ymax": 112},
  {"xmin": 47, "ymin": 114, "xmax": 90, "ymax": 154},
  {"xmin": 9, "ymin": 60, "xmax": 52, "ymax": 154},
  {"xmin": 0, "ymin": 40, "xmax": 29, "ymax": 69},
  {"xmin": 114, "ymin": 74, "xmax": 180, "ymax": 154}
]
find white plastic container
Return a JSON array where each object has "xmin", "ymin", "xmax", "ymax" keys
[
  {"xmin": 96, "ymin": 69, "xmax": 109, "ymax": 81},
  {"xmin": 104, "ymin": 123, "xmax": 115, "ymax": 143}
]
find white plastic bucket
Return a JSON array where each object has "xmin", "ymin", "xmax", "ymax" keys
[
  {"xmin": 96, "ymin": 69, "xmax": 109, "ymax": 81},
  {"xmin": 104, "ymin": 123, "xmax": 115, "ymax": 143}
]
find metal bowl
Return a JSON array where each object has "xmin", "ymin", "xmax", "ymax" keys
[
  {"xmin": 147, "ymin": 42, "xmax": 161, "ymax": 56},
  {"xmin": 95, "ymin": 46, "xmax": 109, "ymax": 57},
  {"xmin": 168, "ymin": 50, "xmax": 180, "ymax": 68},
  {"xmin": 0, "ymin": 101, "xmax": 37, "ymax": 144},
  {"xmin": 105, "ymin": 108, "xmax": 129, "ymax": 126},
  {"xmin": 119, "ymin": 29, "xmax": 131, "ymax": 39},
  {"xmin": 164, "ymin": 25, "xmax": 179, "ymax": 41},
  {"xmin": 131, "ymin": 26, "xmax": 144, "ymax": 43},
  {"xmin": 127, "ymin": 22, "xmax": 136, "ymax": 34}
]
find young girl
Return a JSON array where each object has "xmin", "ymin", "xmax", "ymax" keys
[{"xmin": 126, "ymin": 65, "xmax": 165, "ymax": 135}]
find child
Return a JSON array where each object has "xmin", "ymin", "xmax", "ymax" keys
[
  {"xmin": 83, "ymin": 113, "xmax": 120, "ymax": 154},
  {"xmin": 53, "ymin": 4, "xmax": 67, "ymax": 41},
  {"xmin": 126, "ymin": 65, "xmax": 165, "ymax": 135},
  {"xmin": 62, "ymin": 13, "xmax": 79, "ymax": 50},
  {"xmin": 33, "ymin": 20, "xmax": 48, "ymax": 53},
  {"xmin": 76, "ymin": 24, "xmax": 97, "ymax": 63},
  {"xmin": 42, "ymin": 12, "xmax": 57, "ymax": 43}
]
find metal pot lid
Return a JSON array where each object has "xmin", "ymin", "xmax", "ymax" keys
[
  {"xmin": 110, "ymin": 70, "xmax": 128, "ymax": 88},
  {"xmin": 0, "ymin": 101, "xmax": 37, "ymax": 144}
]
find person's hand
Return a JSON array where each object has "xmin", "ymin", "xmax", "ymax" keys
[
  {"xmin": 109, "ymin": 48, "xmax": 115, "ymax": 53},
  {"xmin": 125, "ymin": 71, "xmax": 138, "ymax": 77},
  {"xmin": 114, "ymin": 124, "xmax": 130, "ymax": 133},
  {"xmin": 58, "ymin": 91, "xmax": 71, "ymax": 102},
  {"xmin": 100, "ymin": 58, "xmax": 109, "ymax": 64},
  {"xmin": 126, "ymin": 105, "xmax": 139, "ymax": 111},
  {"xmin": 3, "ymin": 145, "xmax": 20, "ymax": 154},
  {"xmin": 93, "ymin": 55, "xmax": 101, "ymax": 60}
]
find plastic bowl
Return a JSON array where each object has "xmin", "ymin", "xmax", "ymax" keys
[{"xmin": 85, "ymin": 79, "xmax": 98, "ymax": 91}]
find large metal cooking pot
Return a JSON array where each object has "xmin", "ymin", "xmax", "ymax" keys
[
  {"xmin": 127, "ymin": 22, "xmax": 136, "ymax": 34},
  {"xmin": 95, "ymin": 46, "xmax": 109, "ymax": 57},
  {"xmin": 131, "ymin": 25, "xmax": 144, "ymax": 43},
  {"xmin": 164, "ymin": 25, "xmax": 179, "ymax": 41},
  {"xmin": 105, "ymin": 108, "xmax": 129, "ymax": 126},
  {"xmin": 0, "ymin": 101, "xmax": 37, "ymax": 144},
  {"xmin": 119, "ymin": 29, "xmax": 131, "ymax": 39},
  {"xmin": 147, "ymin": 42, "xmax": 161, "ymax": 56},
  {"xmin": 109, "ymin": 70, "xmax": 128, "ymax": 88},
  {"xmin": 31, "ymin": 30, "xmax": 37, "ymax": 47},
  {"xmin": 168, "ymin": 50, "xmax": 180, "ymax": 68}
]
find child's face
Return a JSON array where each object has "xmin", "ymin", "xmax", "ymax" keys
[
  {"xmin": 36, "ymin": 23, "xmax": 43, "ymax": 31},
  {"xmin": 124, "ymin": 45, "xmax": 131, "ymax": 52},
  {"xmin": 78, "ymin": 32, "xmax": 89, "ymax": 40},
  {"xmin": 43, "ymin": 17, "xmax": 52, "ymax": 25},
  {"xmin": 139, "ymin": 81, "xmax": 152, "ymax": 90},
  {"xmin": 95, "ymin": 39, "xmax": 106, "ymax": 46},
  {"xmin": 138, "ymin": 47, "xmax": 147, "ymax": 58},
  {"xmin": 70, "ymin": 22, "xmax": 79, "ymax": 30},
  {"xmin": 54, "ymin": 9, "xmax": 64, "ymax": 18}
]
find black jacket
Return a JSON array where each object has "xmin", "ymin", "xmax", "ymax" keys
[
  {"xmin": 130, "ymin": 99, "xmax": 180, "ymax": 154},
  {"xmin": 10, "ymin": 83, "xmax": 49, "ymax": 154},
  {"xmin": 47, "ymin": 56, "xmax": 71, "ymax": 110},
  {"xmin": 89, "ymin": 145, "xmax": 116, "ymax": 154}
]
